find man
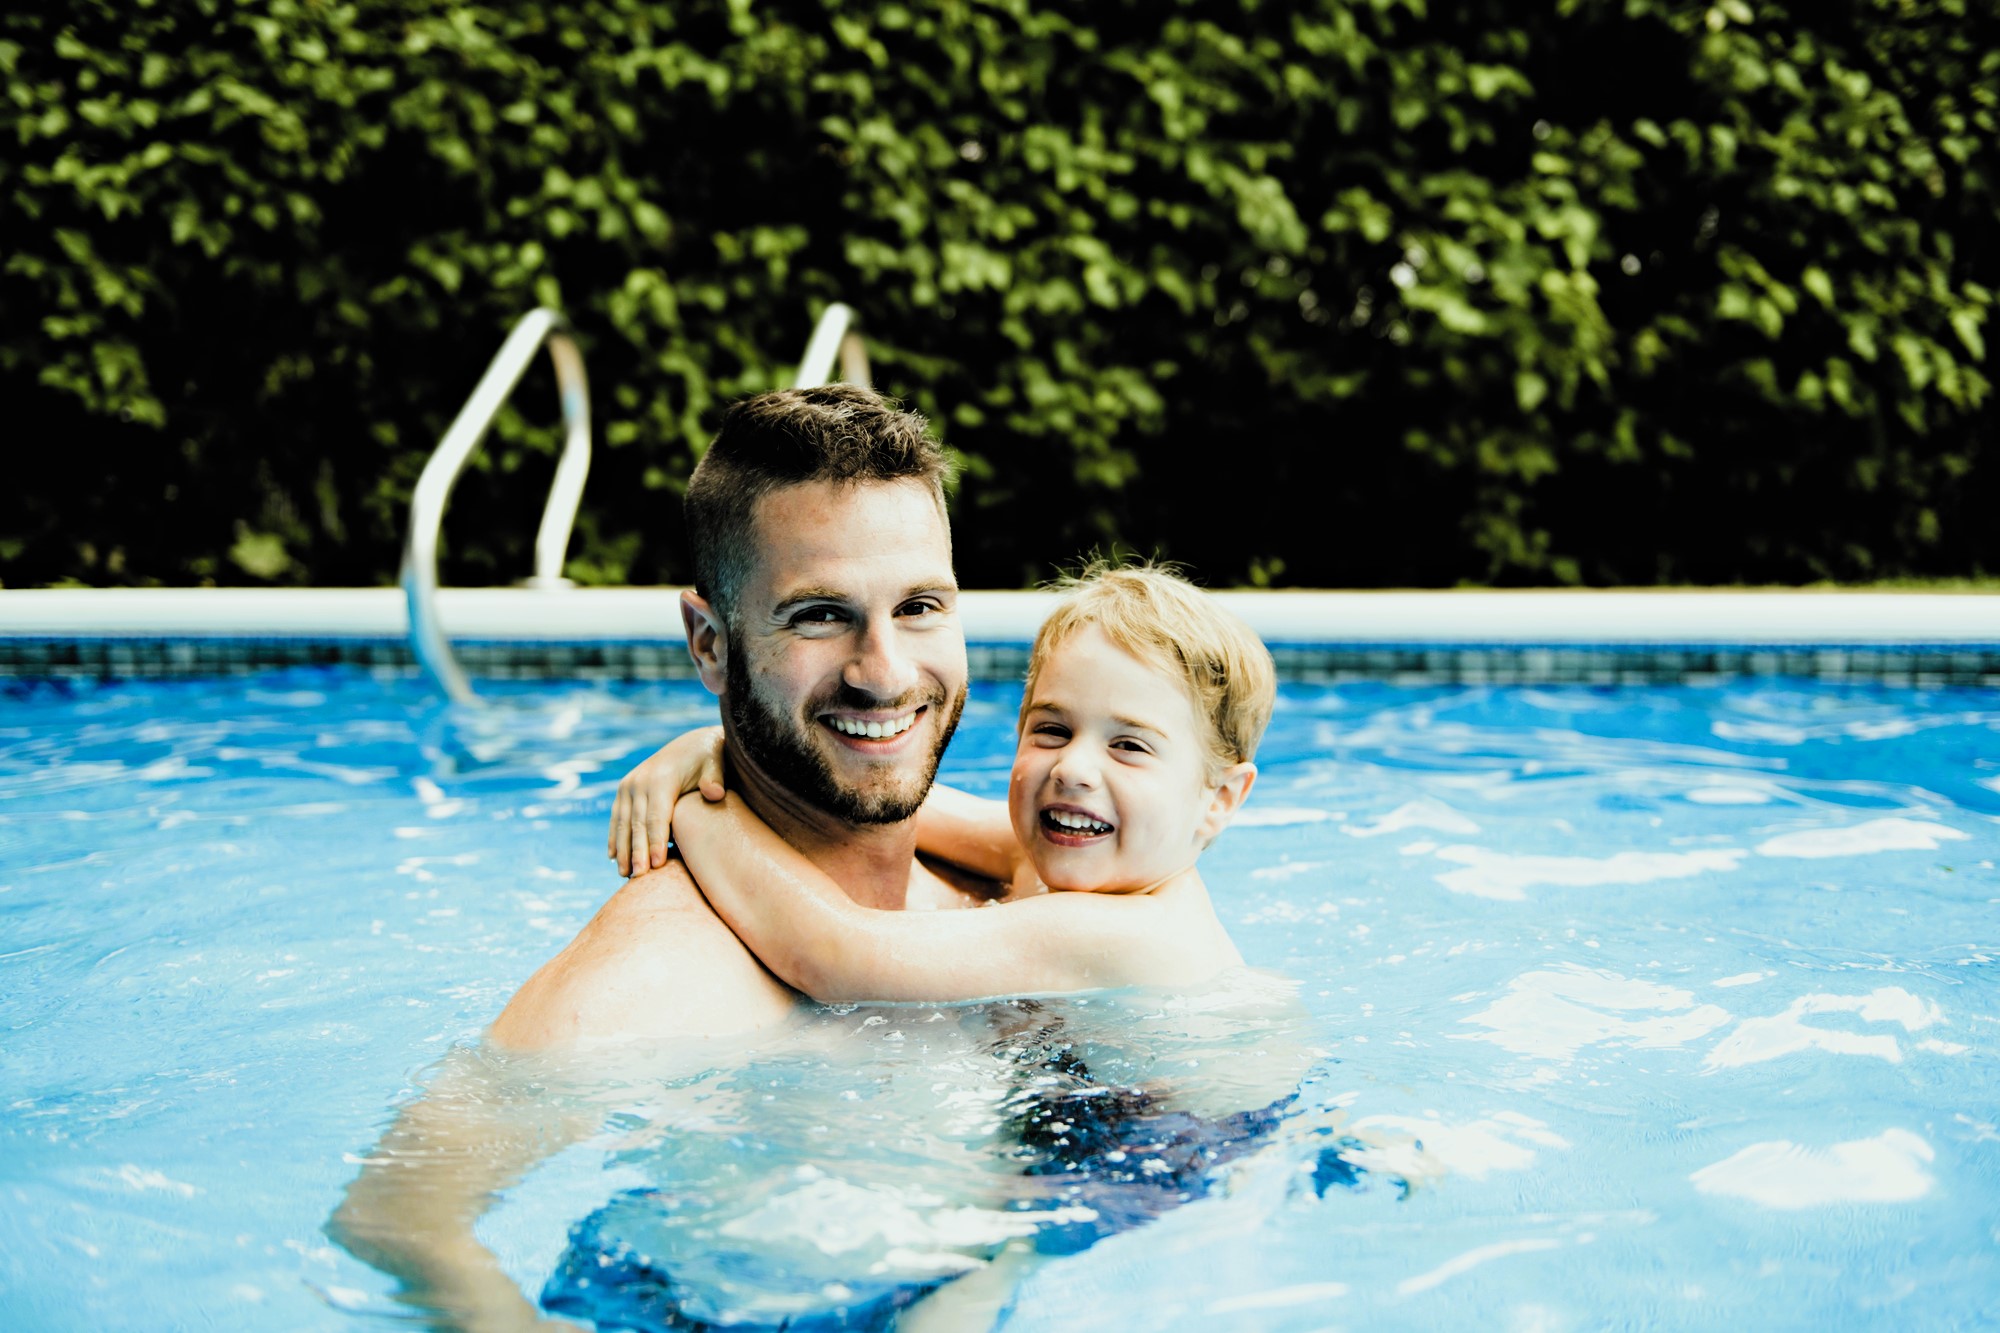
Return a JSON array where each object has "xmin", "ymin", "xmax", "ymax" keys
[
  {"xmin": 489, "ymin": 383, "xmax": 993, "ymax": 1047},
  {"xmin": 330, "ymin": 384, "xmax": 1001, "ymax": 1328}
]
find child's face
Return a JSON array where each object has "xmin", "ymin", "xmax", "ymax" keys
[{"xmin": 1009, "ymin": 625, "xmax": 1244, "ymax": 894}]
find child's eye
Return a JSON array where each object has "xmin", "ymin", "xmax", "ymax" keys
[
  {"xmin": 1030, "ymin": 722, "xmax": 1070, "ymax": 741},
  {"xmin": 1111, "ymin": 739, "xmax": 1153, "ymax": 755}
]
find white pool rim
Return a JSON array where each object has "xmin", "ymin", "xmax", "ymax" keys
[{"xmin": 2, "ymin": 587, "xmax": 1996, "ymax": 645}]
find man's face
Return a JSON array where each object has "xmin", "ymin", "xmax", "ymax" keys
[{"xmin": 721, "ymin": 479, "xmax": 967, "ymax": 825}]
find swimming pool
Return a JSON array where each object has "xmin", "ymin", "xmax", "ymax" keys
[{"xmin": 1, "ymin": 666, "xmax": 1995, "ymax": 1328}]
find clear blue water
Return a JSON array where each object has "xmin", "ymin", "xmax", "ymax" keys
[{"xmin": 1, "ymin": 668, "xmax": 1997, "ymax": 1329}]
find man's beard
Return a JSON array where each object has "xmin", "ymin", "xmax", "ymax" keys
[{"xmin": 725, "ymin": 648, "xmax": 965, "ymax": 826}]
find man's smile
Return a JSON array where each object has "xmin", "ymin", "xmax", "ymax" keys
[{"xmin": 821, "ymin": 706, "xmax": 926, "ymax": 745}]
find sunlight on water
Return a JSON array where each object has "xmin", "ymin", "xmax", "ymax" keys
[{"xmin": 0, "ymin": 669, "xmax": 1996, "ymax": 1329}]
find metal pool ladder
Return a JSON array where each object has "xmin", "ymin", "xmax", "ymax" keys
[{"xmin": 402, "ymin": 303, "xmax": 866, "ymax": 703}]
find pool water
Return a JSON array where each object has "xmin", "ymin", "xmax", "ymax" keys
[{"xmin": 1, "ymin": 669, "xmax": 1996, "ymax": 1329}]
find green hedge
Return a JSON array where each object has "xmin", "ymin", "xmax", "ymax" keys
[{"xmin": 3, "ymin": 0, "xmax": 1994, "ymax": 589}]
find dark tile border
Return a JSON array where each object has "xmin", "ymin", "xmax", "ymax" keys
[
  {"xmin": 3, "ymin": 636, "xmax": 1998, "ymax": 687},
  {"xmin": 0, "ymin": 636, "xmax": 417, "ymax": 677},
  {"xmin": 1260, "ymin": 643, "xmax": 2000, "ymax": 688}
]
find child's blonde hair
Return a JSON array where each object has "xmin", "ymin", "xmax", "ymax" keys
[{"xmin": 1023, "ymin": 562, "xmax": 1276, "ymax": 781}]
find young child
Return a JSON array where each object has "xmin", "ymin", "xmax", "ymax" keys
[{"xmin": 611, "ymin": 564, "xmax": 1277, "ymax": 1003}]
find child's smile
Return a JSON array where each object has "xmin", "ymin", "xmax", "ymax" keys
[{"xmin": 1040, "ymin": 804, "xmax": 1115, "ymax": 843}]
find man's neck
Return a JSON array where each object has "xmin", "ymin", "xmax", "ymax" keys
[{"xmin": 723, "ymin": 740, "xmax": 920, "ymax": 912}]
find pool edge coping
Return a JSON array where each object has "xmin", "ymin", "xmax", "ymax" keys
[{"xmin": 5, "ymin": 587, "xmax": 2000, "ymax": 645}]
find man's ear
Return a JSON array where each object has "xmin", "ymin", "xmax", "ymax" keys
[
  {"xmin": 681, "ymin": 590, "xmax": 729, "ymax": 696},
  {"xmin": 1197, "ymin": 762, "xmax": 1257, "ymax": 843}
]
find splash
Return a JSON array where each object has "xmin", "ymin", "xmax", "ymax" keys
[
  {"xmin": 1690, "ymin": 1129, "xmax": 1934, "ymax": 1208},
  {"xmin": 1703, "ymin": 988, "xmax": 1948, "ymax": 1071},
  {"xmin": 1460, "ymin": 965, "xmax": 1732, "ymax": 1061},
  {"xmin": 1754, "ymin": 817, "xmax": 1967, "ymax": 859},
  {"xmin": 1430, "ymin": 846, "xmax": 1745, "ymax": 901}
]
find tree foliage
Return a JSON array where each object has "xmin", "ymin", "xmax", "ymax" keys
[{"xmin": 3, "ymin": 0, "xmax": 1993, "ymax": 589}]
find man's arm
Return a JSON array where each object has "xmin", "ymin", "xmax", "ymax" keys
[
  {"xmin": 673, "ymin": 793, "xmax": 1225, "ymax": 1002},
  {"xmin": 332, "ymin": 864, "xmax": 797, "ymax": 1328},
  {"xmin": 328, "ymin": 1047, "xmax": 592, "ymax": 1332}
]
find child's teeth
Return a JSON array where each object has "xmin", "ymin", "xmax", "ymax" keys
[{"xmin": 1049, "ymin": 810, "xmax": 1111, "ymax": 833}]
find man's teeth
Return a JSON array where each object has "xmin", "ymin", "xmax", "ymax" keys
[
  {"xmin": 829, "ymin": 713, "xmax": 917, "ymax": 739},
  {"xmin": 1047, "ymin": 810, "xmax": 1113, "ymax": 834}
]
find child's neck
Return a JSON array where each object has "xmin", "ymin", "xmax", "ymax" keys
[{"xmin": 1049, "ymin": 864, "xmax": 1204, "ymax": 898}]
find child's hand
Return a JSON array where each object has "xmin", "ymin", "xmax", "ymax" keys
[{"xmin": 607, "ymin": 726, "xmax": 726, "ymax": 876}]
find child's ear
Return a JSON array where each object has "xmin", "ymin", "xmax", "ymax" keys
[
  {"xmin": 1198, "ymin": 762, "xmax": 1257, "ymax": 842},
  {"xmin": 681, "ymin": 591, "xmax": 729, "ymax": 696}
]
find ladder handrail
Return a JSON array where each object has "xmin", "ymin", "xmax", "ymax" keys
[
  {"xmin": 795, "ymin": 302, "xmax": 871, "ymax": 388},
  {"xmin": 400, "ymin": 308, "xmax": 591, "ymax": 705},
  {"xmin": 403, "ymin": 303, "xmax": 860, "ymax": 704}
]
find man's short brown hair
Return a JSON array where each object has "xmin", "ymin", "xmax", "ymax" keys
[{"xmin": 684, "ymin": 383, "xmax": 951, "ymax": 619}]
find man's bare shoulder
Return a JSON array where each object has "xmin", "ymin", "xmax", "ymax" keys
[{"xmin": 489, "ymin": 859, "xmax": 797, "ymax": 1051}]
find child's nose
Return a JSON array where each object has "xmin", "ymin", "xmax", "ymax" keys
[{"xmin": 1051, "ymin": 749, "xmax": 1099, "ymax": 790}]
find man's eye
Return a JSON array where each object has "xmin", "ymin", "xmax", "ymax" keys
[
  {"xmin": 790, "ymin": 607, "xmax": 845, "ymax": 626},
  {"xmin": 897, "ymin": 599, "xmax": 943, "ymax": 618}
]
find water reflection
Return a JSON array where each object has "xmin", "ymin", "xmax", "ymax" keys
[{"xmin": 526, "ymin": 980, "xmax": 1337, "ymax": 1329}]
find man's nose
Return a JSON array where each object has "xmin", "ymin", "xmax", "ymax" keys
[{"xmin": 843, "ymin": 619, "xmax": 919, "ymax": 701}]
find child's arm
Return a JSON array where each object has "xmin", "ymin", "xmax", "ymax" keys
[
  {"xmin": 608, "ymin": 729, "xmax": 1030, "ymax": 887},
  {"xmin": 607, "ymin": 726, "xmax": 725, "ymax": 875},
  {"xmin": 912, "ymin": 784, "xmax": 1034, "ymax": 892},
  {"xmin": 672, "ymin": 792, "xmax": 1222, "ymax": 1002}
]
